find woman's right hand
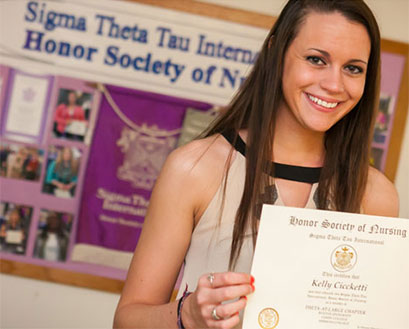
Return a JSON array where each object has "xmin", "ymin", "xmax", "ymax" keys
[{"xmin": 183, "ymin": 272, "xmax": 254, "ymax": 329}]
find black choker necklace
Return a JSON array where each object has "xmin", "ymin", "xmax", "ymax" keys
[{"xmin": 221, "ymin": 130, "xmax": 322, "ymax": 184}]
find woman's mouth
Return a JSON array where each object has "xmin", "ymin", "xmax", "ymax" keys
[{"xmin": 305, "ymin": 93, "xmax": 341, "ymax": 111}]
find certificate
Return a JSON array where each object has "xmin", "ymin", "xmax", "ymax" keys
[
  {"xmin": 65, "ymin": 120, "xmax": 87, "ymax": 136},
  {"xmin": 5, "ymin": 72, "xmax": 50, "ymax": 138},
  {"xmin": 6, "ymin": 230, "xmax": 23, "ymax": 244},
  {"xmin": 242, "ymin": 205, "xmax": 409, "ymax": 329},
  {"xmin": 54, "ymin": 188, "xmax": 72, "ymax": 199}
]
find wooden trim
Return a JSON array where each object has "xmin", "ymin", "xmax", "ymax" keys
[
  {"xmin": 0, "ymin": 259, "xmax": 125, "ymax": 293},
  {"xmin": 0, "ymin": 258, "xmax": 181, "ymax": 298},
  {"xmin": 381, "ymin": 39, "xmax": 409, "ymax": 182},
  {"xmin": 124, "ymin": 0, "xmax": 276, "ymax": 28}
]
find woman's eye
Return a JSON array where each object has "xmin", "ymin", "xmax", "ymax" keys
[
  {"xmin": 307, "ymin": 56, "xmax": 325, "ymax": 65},
  {"xmin": 345, "ymin": 65, "xmax": 364, "ymax": 75}
]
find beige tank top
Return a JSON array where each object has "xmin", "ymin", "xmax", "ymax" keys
[{"xmin": 177, "ymin": 151, "xmax": 320, "ymax": 300}]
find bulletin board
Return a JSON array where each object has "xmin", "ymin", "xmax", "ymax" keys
[
  {"xmin": 374, "ymin": 39, "xmax": 409, "ymax": 181},
  {"xmin": 0, "ymin": 0, "xmax": 408, "ymax": 295}
]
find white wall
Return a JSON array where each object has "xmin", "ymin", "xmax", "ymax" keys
[
  {"xmin": 1, "ymin": 1, "xmax": 408, "ymax": 328},
  {"xmin": 0, "ymin": 274, "xmax": 120, "ymax": 329}
]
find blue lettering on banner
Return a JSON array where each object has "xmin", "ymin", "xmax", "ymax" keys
[
  {"xmin": 25, "ymin": 1, "xmax": 37, "ymax": 22},
  {"xmin": 21, "ymin": 1, "xmax": 253, "ymax": 89},
  {"xmin": 25, "ymin": 1, "xmax": 86, "ymax": 32},
  {"xmin": 23, "ymin": 30, "xmax": 98, "ymax": 61},
  {"xmin": 191, "ymin": 65, "xmax": 217, "ymax": 85},
  {"xmin": 219, "ymin": 68, "xmax": 246, "ymax": 88},
  {"xmin": 95, "ymin": 15, "xmax": 148, "ymax": 43},
  {"xmin": 104, "ymin": 46, "xmax": 186, "ymax": 83},
  {"xmin": 196, "ymin": 34, "xmax": 258, "ymax": 64},
  {"xmin": 156, "ymin": 26, "xmax": 190, "ymax": 52}
]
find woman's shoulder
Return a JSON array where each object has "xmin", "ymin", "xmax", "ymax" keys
[
  {"xmin": 47, "ymin": 160, "xmax": 56, "ymax": 169},
  {"xmin": 162, "ymin": 133, "xmax": 234, "ymax": 183},
  {"xmin": 152, "ymin": 133, "xmax": 235, "ymax": 223},
  {"xmin": 362, "ymin": 166, "xmax": 399, "ymax": 217},
  {"xmin": 56, "ymin": 103, "xmax": 66, "ymax": 111}
]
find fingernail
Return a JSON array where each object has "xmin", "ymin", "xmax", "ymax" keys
[
  {"xmin": 235, "ymin": 312, "xmax": 239, "ymax": 316},
  {"xmin": 251, "ymin": 284, "xmax": 255, "ymax": 292},
  {"xmin": 241, "ymin": 295, "xmax": 247, "ymax": 300},
  {"xmin": 250, "ymin": 275, "xmax": 255, "ymax": 285}
]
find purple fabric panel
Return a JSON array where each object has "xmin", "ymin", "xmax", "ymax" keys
[{"xmin": 75, "ymin": 85, "xmax": 211, "ymax": 252}]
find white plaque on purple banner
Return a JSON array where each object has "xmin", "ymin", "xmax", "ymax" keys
[{"xmin": 4, "ymin": 72, "xmax": 51, "ymax": 141}]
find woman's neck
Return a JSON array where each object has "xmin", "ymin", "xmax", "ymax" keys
[{"xmin": 273, "ymin": 106, "xmax": 325, "ymax": 167}]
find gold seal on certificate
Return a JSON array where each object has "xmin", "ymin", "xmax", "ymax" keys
[
  {"xmin": 258, "ymin": 308, "xmax": 279, "ymax": 329},
  {"xmin": 242, "ymin": 205, "xmax": 409, "ymax": 329},
  {"xmin": 331, "ymin": 244, "xmax": 357, "ymax": 272}
]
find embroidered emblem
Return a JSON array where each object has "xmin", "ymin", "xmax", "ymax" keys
[
  {"xmin": 23, "ymin": 88, "xmax": 36, "ymax": 102},
  {"xmin": 116, "ymin": 126, "xmax": 176, "ymax": 190}
]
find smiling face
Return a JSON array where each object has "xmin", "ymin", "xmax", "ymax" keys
[
  {"xmin": 62, "ymin": 147, "xmax": 72, "ymax": 162},
  {"xmin": 9, "ymin": 210, "xmax": 21, "ymax": 227},
  {"xmin": 68, "ymin": 92, "xmax": 77, "ymax": 105},
  {"xmin": 279, "ymin": 11, "xmax": 371, "ymax": 133},
  {"xmin": 47, "ymin": 214, "xmax": 60, "ymax": 233}
]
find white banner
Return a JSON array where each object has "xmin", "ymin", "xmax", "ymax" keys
[{"xmin": 0, "ymin": 0, "xmax": 269, "ymax": 104}]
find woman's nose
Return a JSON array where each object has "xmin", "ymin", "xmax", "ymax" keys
[{"xmin": 320, "ymin": 68, "xmax": 345, "ymax": 94}]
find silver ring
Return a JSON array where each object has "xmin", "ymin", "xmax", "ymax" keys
[
  {"xmin": 212, "ymin": 307, "xmax": 221, "ymax": 321},
  {"xmin": 207, "ymin": 273, "xmax": 215, "ymax": 286}
]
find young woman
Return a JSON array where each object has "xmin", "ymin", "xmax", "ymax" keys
[
  {"xmin": 0, "ymin": 208, "xmax": 27, "ymax": 254},
  {"xmin": 45, "ymin": 147, "xmax": 79, "ymax": 198},
  {"xmin": 114, "ymin": 0, "xmax": 399, "ymax": 328},
  {"xmin": 6, "ymin": 147, "xmax": 28, "ymax": 179},
  {"xmin": 33, "ymin": 212, "xmax": 69, "ymax": 262},
  {"xmin": 54, "ymin": 91, "xmax": 86, "ymax": 139}
]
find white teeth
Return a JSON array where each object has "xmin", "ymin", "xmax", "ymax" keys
[{"xmin": 308, "ymin": 94, "xmax": 338, "ymax": 109}]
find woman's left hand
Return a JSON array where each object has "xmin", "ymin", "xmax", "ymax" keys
[{"xmin": 183, "ymin": 272, "xmax": 254, "ymax": 329}]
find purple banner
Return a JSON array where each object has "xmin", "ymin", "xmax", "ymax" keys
[{"xmin": 73, "ymin": 85, "xmax": 210, "ymax": 265}]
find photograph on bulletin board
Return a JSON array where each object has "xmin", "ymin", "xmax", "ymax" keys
[
  {"xmin": 42, "ymin": 145, "xmax": 82, "ymax": 199},
  {"xmin": 374, "ymin": 94, "xmax": 394, "ymax": 143},
  {"xmin": 369, "ymin": 51, "xmax": 408, "ymax": 174},
  {"xmin": 33, "ymin": 209, "xmax": 74, "ymax": 262},
  {"xmin": 0, "ymin": 143, "xmax": 44, "ymax": 182},
  {"xmin": 0, "ymin": 201, "xmax": 33, "ymax": 256},
  {"xmin": 52, "ymin": 88, "xmax": 93, "ymax": 143}
]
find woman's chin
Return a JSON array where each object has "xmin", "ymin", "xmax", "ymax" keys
[{"xmin": 302, "ymin": 120, "xmax": 335, "ymax": 134}]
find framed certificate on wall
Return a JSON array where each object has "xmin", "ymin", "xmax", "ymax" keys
[{"xmin": 1, "ymin": 70, "xmax": 53, "ymax": 144}]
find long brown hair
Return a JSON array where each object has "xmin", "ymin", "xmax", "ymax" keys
[
  {"xmin": 204, "ymin": 0, "xmax": 381, "ymax": 268},
  {"xmin": 55, "ymin": 147, "xmax": 79, "ymax": 175}
]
